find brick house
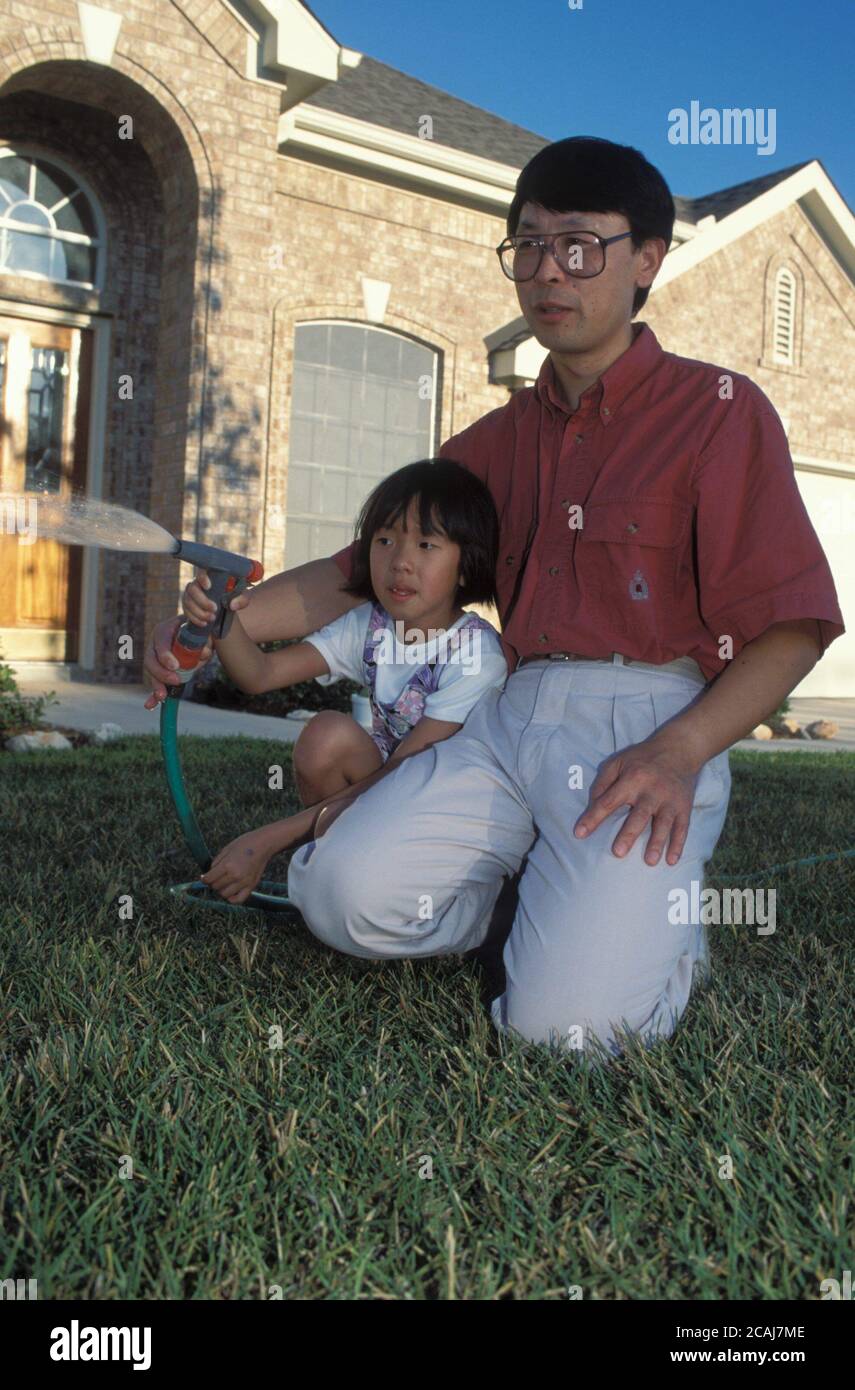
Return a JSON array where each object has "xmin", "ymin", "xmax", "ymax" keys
[{"xmin": 0, "ymin": 0, "xmax": 851, "ymax": 695}]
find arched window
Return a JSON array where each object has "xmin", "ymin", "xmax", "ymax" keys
[
  {"xmin": 286, "ymin": 322, "xmax": 440, "ymax": 567},
  {"xmin": 773, "ymin": 267, "xmax": 796, "ymax": 366},
  {"xmin": 0, "ymin": 149, "xmax": 100, "ymax": 287}
]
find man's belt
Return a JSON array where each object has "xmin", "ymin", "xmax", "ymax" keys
[{"xmin": 516, "ymin": 651, "xmax": 638, "ymax": 670}]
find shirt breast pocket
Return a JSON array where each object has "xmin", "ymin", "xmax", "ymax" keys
[{"xmin": 576, "ymin": 498, "xmax": 691, "ymax": 618}]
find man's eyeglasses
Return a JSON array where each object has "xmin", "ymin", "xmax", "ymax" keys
[{"xmin": 495, "ymin": 230, "xmax": 634, "ymax": 282}]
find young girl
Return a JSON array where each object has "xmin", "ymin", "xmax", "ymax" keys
[{"xmin": 196, "ymin": 459, "xmax": 508, "ymax": 905}]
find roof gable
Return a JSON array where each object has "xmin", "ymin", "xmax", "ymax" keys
[{"xmin": 673, "ymin": 161, "xmax": 812, "ymax": 225}]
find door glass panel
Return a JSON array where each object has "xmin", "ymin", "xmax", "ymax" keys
[
  {"xmin": 1, "ymin": 228, "xmax": 52, "ymax": 277},
  {"xmin": 26, "ymin": 346, "xmax": 69, "ymax": 493},
  {"xmin": 0, "ymin": 232, "xmax": 97, "ymax": 283},
  {"xmin": 53, "ymin": 192, "xmax": 97, "ymax": 238},
  {"xmin": 34, "ymin": 161, "xmax": 77, "ymax": 209},
  {"xmin": 61, "ymin": 241, "xmax": 96, "ymax": 283},
  {"xmin": 0, "ymin": 153, "xmax": 100, "ymax": 287},
  {"xmin": 8, "ymin": 202, "xmax": 51, "ymax": 228},
  {"xmin": 0, "ymin": 154, "xmax": 30, "ymax": 199}
]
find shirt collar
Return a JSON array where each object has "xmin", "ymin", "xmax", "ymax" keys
[{"xmin": 534, "ymin": 321, "xmax": 661, "ymax": 425}]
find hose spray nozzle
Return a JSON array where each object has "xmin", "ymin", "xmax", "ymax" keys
[{"xmin": 169, "ymin": 538, "xmax": 264, "ymax": 681}]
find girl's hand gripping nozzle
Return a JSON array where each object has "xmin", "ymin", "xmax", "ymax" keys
[{"xmin": 168, "ymin": 538, "xmax": 264, "ymax": 684}]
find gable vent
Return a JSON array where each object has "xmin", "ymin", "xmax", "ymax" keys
[{"xmin": 773, "ymin": 267, "xmax": 796, "ymax": 365}]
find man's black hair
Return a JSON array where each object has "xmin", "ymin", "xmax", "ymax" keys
[
  {"xmin": 340, "ymin": 458, "xmax": 499, "ymax": 609},
  {"xmin": 507, "ymin": 136, "xmax": 675, "ymax": 315}
]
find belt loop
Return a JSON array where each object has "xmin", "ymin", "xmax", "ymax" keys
[{"xmin": 612, "ymin": 652, "xmax": 624, "ymax": 665}]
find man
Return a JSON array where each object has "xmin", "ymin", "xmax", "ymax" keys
[{"xmin": 145, "ymin": 137, "xmax": 843, "ymax": 1058}]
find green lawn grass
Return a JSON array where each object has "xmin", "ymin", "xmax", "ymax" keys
[{"xmin": 1, "ymin": 737, "xmax": 852, "ymax": 1299}]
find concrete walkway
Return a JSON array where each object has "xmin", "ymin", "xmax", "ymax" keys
[
  {"xmin": 10, "ymin": 663, "xmax": 304, "ymax": 743},
  {"xmin": 7, "ymin": 663, "xmax": 855, "ymax": 752}
]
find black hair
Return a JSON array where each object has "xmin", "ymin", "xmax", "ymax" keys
[
  {"xmin": 340, "ymin": 458, "xmax": 499, "ymax": 609},
  {"xmin": 506, "ymin": 136, "xmax": 675, "ymax": 315}
]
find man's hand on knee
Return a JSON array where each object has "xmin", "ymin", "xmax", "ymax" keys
[{"xmin": 573, "ymin": 738, "xmax": 701, "ymax": 867}]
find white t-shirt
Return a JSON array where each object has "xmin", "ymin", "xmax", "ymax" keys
[{"xmin": 304, "ymin": 601, "xmax": 508, "ymax": 725}]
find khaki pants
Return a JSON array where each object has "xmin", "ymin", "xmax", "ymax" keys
[{"xmin": 287, "ymin": 657, "xmax": 731, "ymax": 1057}]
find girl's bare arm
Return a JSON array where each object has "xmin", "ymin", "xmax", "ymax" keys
[
  {"xmin": 144, "ymin": 555, "xmax": 362, "ymax": 702},
  {"xmin": 213, "ymin": 611, "xmax": 331, "ymax": 695}
]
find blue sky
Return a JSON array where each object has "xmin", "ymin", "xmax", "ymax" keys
[{"xmin": 309, "ymin": 0, "xmax": 854, "ymax": 209}]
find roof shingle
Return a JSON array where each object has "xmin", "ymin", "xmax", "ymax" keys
[{"xmin": 304, "ymin": 55, "xmax": 549, "ymax": 168}]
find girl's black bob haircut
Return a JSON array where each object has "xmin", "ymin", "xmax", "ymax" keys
[
  {"xmin": 339, "ymin": 458, "xmax": 499, "ymax": 610},
  {"xmin": 507, "ymin": 136, "xmax": 675, "ymax": 316}
]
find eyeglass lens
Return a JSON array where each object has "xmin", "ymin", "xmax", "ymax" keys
[{"xmin": 503, "ymin": 233, "xmax": 603, "ymax": 280}]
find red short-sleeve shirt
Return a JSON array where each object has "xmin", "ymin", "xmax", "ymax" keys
[{"xmin": 331, "ymin": 322, "xmax": 844, "ymax": 680}]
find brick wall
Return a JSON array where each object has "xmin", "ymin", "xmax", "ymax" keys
[
  {"xmin": 0, "ymin": 0, "xmax": 281, "ymax": 680},
  {"xmin": 646, "ymin": 204, "xmax": 854, "ymax": 465}
]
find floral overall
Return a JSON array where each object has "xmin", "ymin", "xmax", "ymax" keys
[{"xmin": 361, "ymin": 601, "xmax": 496, "ymax": 761}]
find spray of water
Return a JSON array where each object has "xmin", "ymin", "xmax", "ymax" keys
[{"xmin": 32, "ymin": 494, "xmax": 176, "ymax": 553}]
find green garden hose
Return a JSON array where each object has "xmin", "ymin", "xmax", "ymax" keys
[
  {"xmin": 159, "ymin": 685, "xmax": 296, "ymax": 917},
  {"xmin": 714, "ymin": 848, "xmax": 855, "ymax": 885},
  {"xmin": 159, "ymin": 684, "xmax": 854, "ymax": 914}
]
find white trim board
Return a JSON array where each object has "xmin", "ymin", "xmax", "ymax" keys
[
  {"xmin": 793, "ymin": 454, "xmax": 855, "ymax": 481},
  {"xmin": 653, "ymin": 160, "xmax": 855, "ymax": 292},
  {"xmin": 279, "ymin": 105, "xmax": 521, "ymax": 209}
]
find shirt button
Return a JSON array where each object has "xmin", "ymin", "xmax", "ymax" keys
[
  {"xmin": 506, "ymin": 554, "xmax": 515, "ymax": 564},
  {"xmin": 626, "ymin": 522, "xmax": 639, "ymax": 534},
  {"xmin": 538, "ymin": 633, "xmax": 548, "ymax": 644},
  {"xmin": 575, "ymin": 433, "xmax": 584, "ymax": 444},
  {"xmin": 549, "ymin": 566, "xmax": 559, "ymax": 576},
  {"xmin": 603, "ymin": 407, "xmax": 610, "ymax": 416},
  {"xmin": 560, "ymin": 499, "xmax": 571, "ymax": 509}
]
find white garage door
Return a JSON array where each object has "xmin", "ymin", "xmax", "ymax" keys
[{"xmin": 791, "ymin": 467, "xmax": 855, "ymax": 697}]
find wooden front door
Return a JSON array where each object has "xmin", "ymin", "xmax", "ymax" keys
[{"xmin": 0, "ymin": 316, "xmax": 91, "ymax": 661}]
